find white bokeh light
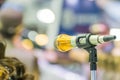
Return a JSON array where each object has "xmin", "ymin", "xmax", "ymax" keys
[
  {"xmin": 110, "ymin": 28, "xmax": 120, "ymax": 41},
  {"xmin": 36, "ymin": 9, "xmax": 55, "ymax": 24}
]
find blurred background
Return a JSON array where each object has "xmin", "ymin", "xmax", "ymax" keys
[{"xmin": 0, "ymin": 0, "xmax": 120, "ymax": 80}]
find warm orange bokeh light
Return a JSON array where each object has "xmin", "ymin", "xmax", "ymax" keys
[
  {"xmin": 21, "ymin": 39, "xmax": 34, "ymax": 50},
  {"xmin": 35, "ymin": 34, "xmax": 49, "ymax": 46}
]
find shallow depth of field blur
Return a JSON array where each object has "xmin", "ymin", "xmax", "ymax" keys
[{"xmin": 0, "ymin": 0, "xmax": 120, "ymax": 80}]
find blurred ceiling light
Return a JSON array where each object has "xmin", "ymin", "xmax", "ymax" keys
[
  {"xmin": 110, "ymin": 28, "xmax": 120, "ymax": 41},
  {"xmin": 35, "ymin": 34, "xmax": 49, "ymax": 46},
  {"xmin": 28, "ymin": 31, "xmax": 38, "ymax": 41},
  {"xmin": 36, "ymin": 9, "xmax": 55, "ymax": 24},
  {"xmin": 22, "ymin": 39, "xmax": 34, "ymax": 50}
]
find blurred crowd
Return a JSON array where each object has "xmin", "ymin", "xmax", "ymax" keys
[{"xmin": 0, "ymin": 0, "xmax": 120, "ymax": 80}]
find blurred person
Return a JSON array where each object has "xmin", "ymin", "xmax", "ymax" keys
[
  {"xmin": 89, "ymin": 23, "xmax": 110, "ymax": 35},
  {"xmin": 0, "ymin": 0, "xmax": 5, "ymax": 7},
  {"xmin": 0, "ymin": 2, "xmax": 37, "ymax": 79}
]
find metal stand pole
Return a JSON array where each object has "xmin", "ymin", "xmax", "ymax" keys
[
  {"xmin": 91, "ymin": 70, "xmax": 97, "ymax": 80},
  {"xmin": 87, "ymin": 47, "xmax": 97, "ymax": 80}
]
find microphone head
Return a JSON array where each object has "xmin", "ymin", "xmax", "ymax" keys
[{"xmin": 54, "ymin": 34, "xmax": 74, "ymax": 52}]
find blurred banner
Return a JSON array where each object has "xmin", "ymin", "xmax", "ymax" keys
[{"xmin": 59, "ymin": 0, "xmax": 102, "ymax": 35}]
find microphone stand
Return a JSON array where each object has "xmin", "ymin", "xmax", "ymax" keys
[
  {"xmin": 76, "ymin": 34, "xmax": 98, "ymax": 80},
  {"xmin": 55, "ymin": 33, "xmax": 116, "ymax": 80},
  {"xmin": 86, "ymin": 47, "xmax": 97, "ymax": 80}
]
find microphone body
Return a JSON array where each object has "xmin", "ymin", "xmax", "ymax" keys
[{"xmin": 55, "ymin": 33, "xmax": 116, "ymax": 52}]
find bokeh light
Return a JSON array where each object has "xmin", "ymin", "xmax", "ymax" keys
[
  {"xmin": 36, "ymin": 9, "xmax": 55, "ymax": 23},
  {"xmin": 21, "ymin": 39, "xmax": 34, "ymax": 50},
  {"xmin": 28, "ymin": 31, "xmax": 38, "ymax": 41},
  {"xmin": 110, "ymin": 28, "xmax": 120, "ymax": 41},
  {"xmin": 35, "ymin": 34, "xmax": 49, "ymax": 46}
]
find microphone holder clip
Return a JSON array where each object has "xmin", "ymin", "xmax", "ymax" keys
[{"xmin": 86, "ymin": 47, "xmax": 97, "ymax": 80}]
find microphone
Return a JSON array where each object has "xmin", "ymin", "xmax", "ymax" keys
[{"xmin": 54, "ymin": 33, "xmax": 116, "ymax": 52}]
